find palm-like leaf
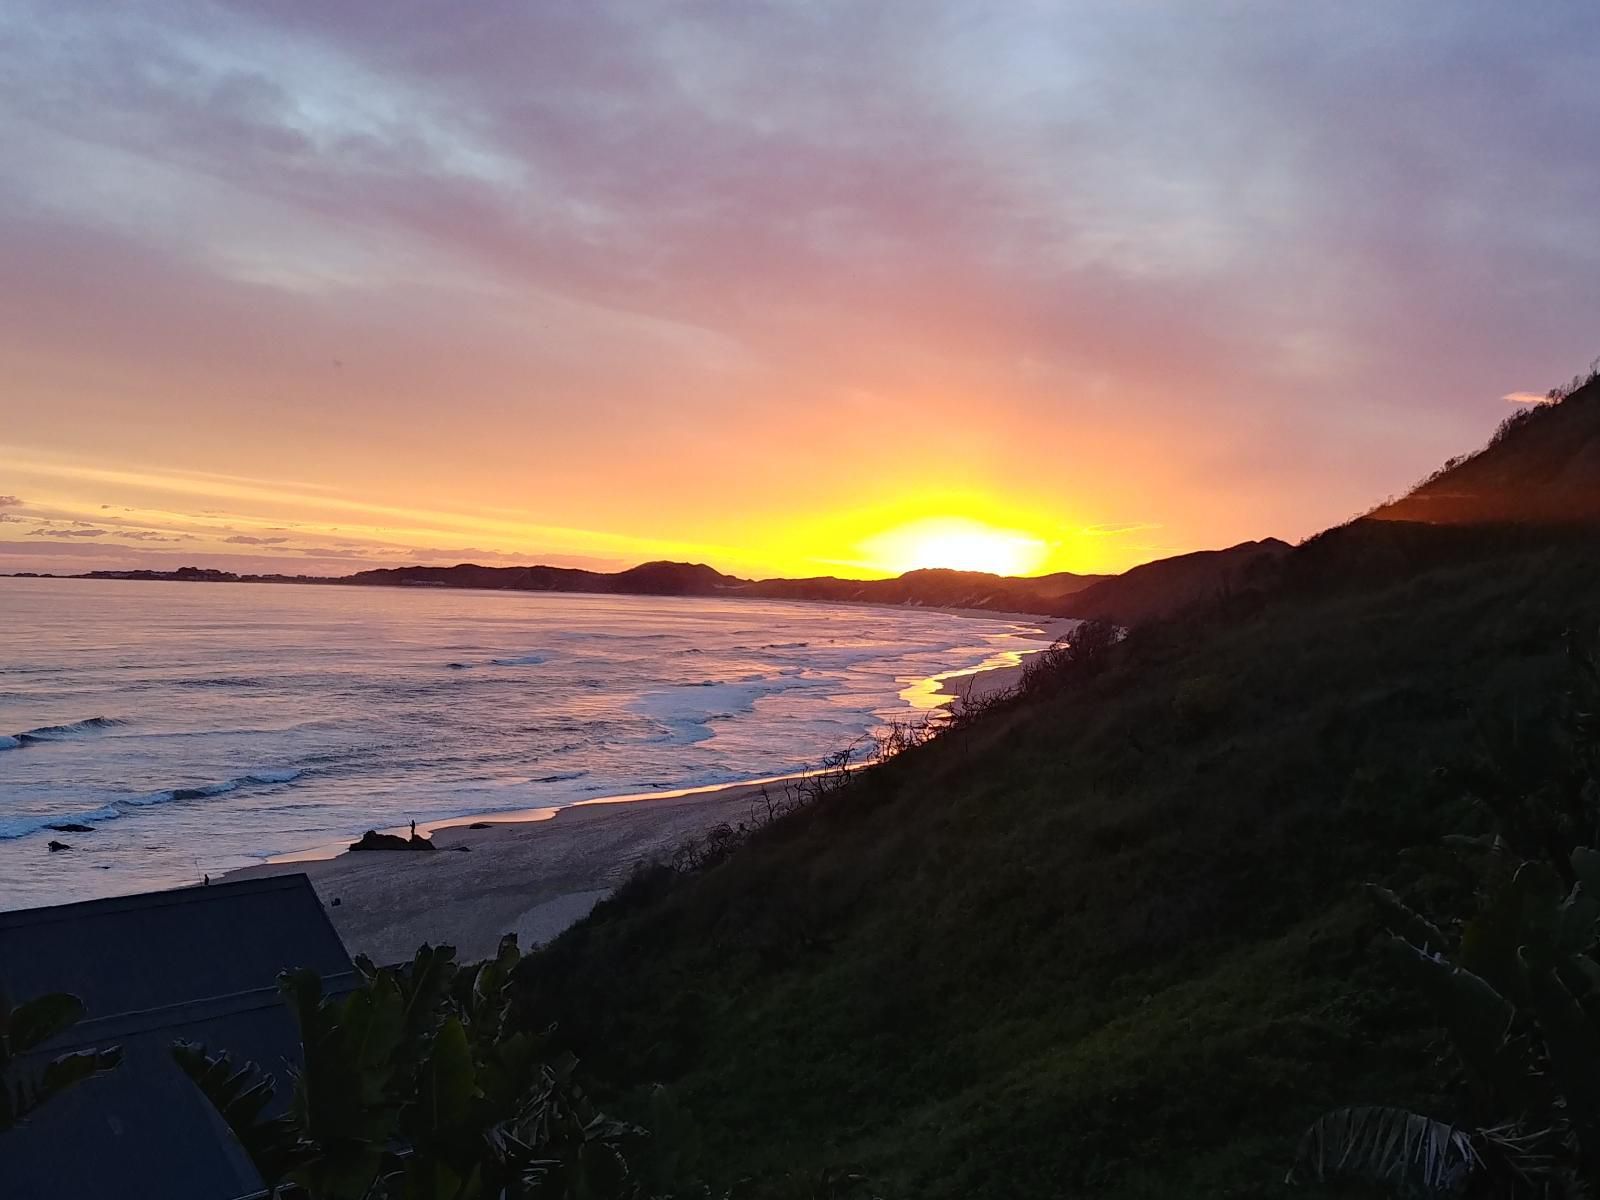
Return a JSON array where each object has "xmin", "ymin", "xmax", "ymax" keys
[
  {"xmin": 1288, "ymin": 1105, "xmax": 1481, "ymax": 1194},
  {"xmin": 1, "ymin": 990, "xmax": 121, "ymax": 1132},
  {"xmin": 6, "ymin": 993, "xmax": 86, "ymax": 1055},
  {"xmin": 172, "ymin": 1040, "xmax": 304, "ymax": 1189}
]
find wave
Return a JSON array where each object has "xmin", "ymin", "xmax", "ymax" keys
[
  {"xmin": 630, "ymin": 676, "xmax": 829, "ymax": 746},
  {"xmin": 533, "ymin": 770, "xmax": 587, "ymax": 784},
  {"xmin": 0, "ymin": 769, "xmax": 304, "ymax": 840},
  {"xmin": 142, "ymin": 768, "xmax": 304, "ymax": 805},
  {"xmin": 0, "ymin": 805, "xmax": 122, "ymax": 840},
  {"xmin": 1, "ymin": 716, "xmax": 127, "ymax": 749}
]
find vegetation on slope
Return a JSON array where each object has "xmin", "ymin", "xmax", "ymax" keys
[
  {"xmin": 516, "ymin": 526, "xmax": 1600, "ymax": 1197},
  {"xmin": 1369, "ymin": 369, "xmax": 1600, "ymax": 527},
  {"xmin": 1054, "ymin": 537, "xmax": 1290, "ymax": 626},
  {"xmin": 1287, "ymin": 636, "xmax": 1600, "ymax": 1198}
]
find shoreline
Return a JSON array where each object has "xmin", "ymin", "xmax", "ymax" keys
[
  {"xmin": 219, "ymin": 612, "xmax": 1075, "ymax": 964},
  {"xmin": 225, "ymin": 775, "xmax": 793, "ymax": 963},
  {"xmin": 219, "ymin": 620, "xmax": 1069, "ymax": 962},
  {"xmin": 932, "ymin": 615, "xmax": 1075, "ymax": 709},
  {"xmin": 251, "ymin": 605, "xmax": 1066, "ymax": 867},
  {"xmin": 0, "ymin": 573, "xmax": 1084, "ymax": 622},
  {"xmin": 260, "ymin": 769, "xmax": 822, "ymax": 865}
]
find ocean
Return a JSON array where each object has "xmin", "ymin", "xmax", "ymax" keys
[{"xmin": 0, "ymin": 577, "xmax": 1040, "ymax": 909}]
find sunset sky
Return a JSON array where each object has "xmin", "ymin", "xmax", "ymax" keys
[{"xmin": 3, "ymin": 2, "xmax": 1599, "ymax": 579}]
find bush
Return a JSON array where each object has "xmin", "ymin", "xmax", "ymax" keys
[{"xmin": 1019, "ymin": 619, "xmax": 1121, "ymax": 695}]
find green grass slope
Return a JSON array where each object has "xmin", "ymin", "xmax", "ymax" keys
[{"xmin": 518, "ymin": 531, "xmax": 1600, "ymax": 1197}]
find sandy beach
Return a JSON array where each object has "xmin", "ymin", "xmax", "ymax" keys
[{"xmin": 224, "ymin": 778, "xmax": 787, "ymax": 963}]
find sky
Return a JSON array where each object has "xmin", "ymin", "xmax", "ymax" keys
[{"xmin": 3, "ymin": 2, "xmax": 1599, "ymax": 580}]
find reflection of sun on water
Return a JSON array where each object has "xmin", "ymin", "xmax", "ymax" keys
[{"xmin": 861, "ymin": 517, "xmax": 1049, "ymax": 577}]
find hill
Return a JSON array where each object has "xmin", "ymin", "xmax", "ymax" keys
[
  {"xmin": 284, "ymin": 559, "xmax": 1109, "ymax": 614},
  {"xmin": 342, "ymin": 559, "xmax": 743, "ymax": 596},
  {"xmin": 1056, "ymin": 537, "xmax": 1290, "ymax": 626},
  {"xmin": 508, "ymin": 378, "xmax": 1600, "ymax": 1197},
  {"xmin": 75, "ymin": 544, "xmax": 1299, "ymax": 625},
  {"xmin": 744, "ymin": 566, "xmax": 1106, "ymax": 612},
  {"xmin": 307, "ymin": 551, "xmax": 1255, "ymax": 620},
  {"xmin": 1369, "ymin": 370, "xmax": 1600, "ymax": 526}
]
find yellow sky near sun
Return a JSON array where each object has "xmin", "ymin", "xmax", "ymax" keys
[{"xmin": 1, "ymin": 445, "xmax": 1174, "ymax": 579}]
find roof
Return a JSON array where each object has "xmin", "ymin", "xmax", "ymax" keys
[{"xmin": 0, "ymin": 875, "xmax": 354, "ymax": 1200}]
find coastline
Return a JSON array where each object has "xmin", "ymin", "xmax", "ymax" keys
[
  {"xmin": 225, "ymin": 776, "xmax": 788, "ymax": 964},
  {"xmin": 930, "ymin": 614, "xmax": 1075, "ymax": 709},
  {"xmin": 200, "ymin": 606, "xmax": 1062, "ymax": 960},
  {"xmin": 220, "ymin": 617, "xmax": 1071, "ymax": 962}
]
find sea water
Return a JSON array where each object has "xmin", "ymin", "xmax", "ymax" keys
[{"xmin": 0, "ymin": 577, "xmax": 1039, "ymax": 908}]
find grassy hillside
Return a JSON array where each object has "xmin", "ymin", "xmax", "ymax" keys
[{"xmin": 517, "ymin": 526, "xmax": 1600, "ymax": 1197}]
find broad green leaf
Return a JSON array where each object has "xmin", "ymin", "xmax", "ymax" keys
[
  {"xmin": 1367, "ymin": 884, "xmax": 1446, "ymax": 953},
  {"xmin": 1573, "ymin": 846, "xmax": 1600, "ymax": 895},
  {"xmin": 413, "ymin": 1017, "xmax": 478, "ymax": 1139},
  {"xmin": 1520, "ymin": 947, "xmax": 1600, "ymax": 1153},
  {"xmin": 1391, "ymin": 938, "xmax": 1532, "ymax": 1105}
]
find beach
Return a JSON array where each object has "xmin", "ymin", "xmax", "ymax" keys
[{"xmin": 225, "ymin": 778, "xmax": 784, "ymax": 963}]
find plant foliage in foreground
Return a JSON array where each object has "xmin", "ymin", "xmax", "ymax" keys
[
  {"xmin": 174, "ymin": 937, "xmax": 657, "ymax": 1200},
  {"xmin": 176, "ymin": 937, "xmax": 875, "ymax": 1200},
  {"xmin": 0, "ymin": 988, "xmax": 121, "ymax": 1133},
  {"xmin": 1292, "ymin": 634, "xmax": 1600, "ymax": 1197}
]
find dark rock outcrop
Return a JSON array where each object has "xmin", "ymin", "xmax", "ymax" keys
[{"xmin": 348, "ymin": 829, "xmax": 436, "ymax": 852}]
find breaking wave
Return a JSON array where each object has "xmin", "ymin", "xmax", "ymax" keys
[
  {"xmin": 2, "ymin": 716, "xmax": 127, "ymax": 749},
  {"xmin": 0, "ymin": 768, "xmax": 304, "ymax": 840}
]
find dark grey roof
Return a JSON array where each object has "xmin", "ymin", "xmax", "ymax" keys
[{"xmin": 0, "ymin": 875, "xmax": 354, "ymax": 1200}]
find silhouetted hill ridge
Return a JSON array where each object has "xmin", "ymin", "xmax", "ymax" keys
[
  {"xmin": 1370, "ymin": 373, "xmax": 1600, "ymax": 526},
  {"xmin": 1056, "ymin": 537, "xmax": 1292, "ymax": 626}
]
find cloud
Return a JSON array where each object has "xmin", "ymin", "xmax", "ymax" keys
[
  {"xmin": 223, "ymin": 534, "xmax": 289, "ymax": 545},
  {"xmin": 0, "ymin": 496, "xmax": 22, "ymax": 508},
  {"xmin": 2, "ymin": 3, "xmax": 1600, "ymax": 572},
  {"xmin": 120, "ymin": 529, "xmax": 180, "ymax": 541},
  {"xmin": 1503, "ymin": 391, "xmax": 1554, "ymax": 405},
  {"xmin": 26, "ymin": 525, "xmax": 108, "ymax": 537}
]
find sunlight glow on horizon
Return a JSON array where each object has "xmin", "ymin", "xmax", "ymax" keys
[
  {"xmin": 857, "ymin": 517, "xmax": 1051, "ymax": 577},
  {"xmin": 2, "ymin": 447, "xmax": 1138, "ymax": 579},
  {"xmin": 1, "ymin": 3, "xmax": 1594, "ymax": 584}
]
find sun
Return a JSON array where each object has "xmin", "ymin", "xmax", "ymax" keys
[{"xmin": 860, "ymin": 517, "xmax": 1049, "ymax": 577}]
